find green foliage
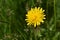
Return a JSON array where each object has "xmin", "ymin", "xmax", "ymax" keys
[{"xmin": 0, "ymin": 0, "xmax": 60, "ymax": 40}]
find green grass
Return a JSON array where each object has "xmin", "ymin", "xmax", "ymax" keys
[{"xmin": 0, "ymin": 0, "xmax": 60, "ymax": 40}]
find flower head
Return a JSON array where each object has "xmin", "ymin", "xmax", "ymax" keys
[{"xmin": 25, "ymin": 7, "xmax": 46, "ymax": 27}]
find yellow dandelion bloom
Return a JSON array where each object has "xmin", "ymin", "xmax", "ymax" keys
[{"xmin": 25, "ymin": 7, "xmax": 46, "ymax": 27}]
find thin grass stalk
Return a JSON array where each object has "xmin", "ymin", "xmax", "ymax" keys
[
  {"xmin": 54, "ymin": 0, "xmax": 56, "ymax": 31},
  {"xmin": 46, "ymin": 0, "xmax": 50, "ymax": 40}
]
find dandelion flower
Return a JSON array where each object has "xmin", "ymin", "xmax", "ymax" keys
[{"xmin": 25, "ymin": 7, "xmax": 46, "ymax": 27}]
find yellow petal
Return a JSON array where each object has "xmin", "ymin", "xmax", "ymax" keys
[
  {"xmin": 43, "ymin": 18, "xmax": 46, "ymax": 19},
  {"xmin": 38, "ymin": 7, "xmax": 40, "ymax": 10},
  {"xmin": 27, "ymin": 23, "xmax": 30, "ymax": 25},
  {"xmin": 40, "ymin": 8, "xmax": 42, "ymax": 11},
  {"xmin": 34, "ymin": 23, "xmax": 36, "ymax": 27},
  {"xmin": 44, "ymin": 15, "xmax": 46, "ymax": 16},
  {"xmin": 42, "ymin": 21, "xmax": 44, "ymax": 23},
  {"xmin": 25, "ymin": 19, "xmax": 28, "ymax": 21},
  {"xmin": 26, "ymin": 14, "xmax": 28, "ymax": 16},
  {"xmin": 37, "ymin": 22, "xmax": 40, "ymax": 25},
  {"xmin": 43, "ymin": 10, "xmax": 45, "ymax": 12}
]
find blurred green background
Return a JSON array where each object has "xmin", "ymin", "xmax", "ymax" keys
[{"xmin": 0, "ymin": 0, "xmax": 60, "ymax": 40}]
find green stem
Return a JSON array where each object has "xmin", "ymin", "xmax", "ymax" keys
[{"xmin": 54, "ymin": 0, "xmax": 56, "ymax": 31}]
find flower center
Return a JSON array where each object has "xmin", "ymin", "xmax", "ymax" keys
[{"xmin": 32, "ymin": 15, "xmax": 37, "ymax": 21}]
